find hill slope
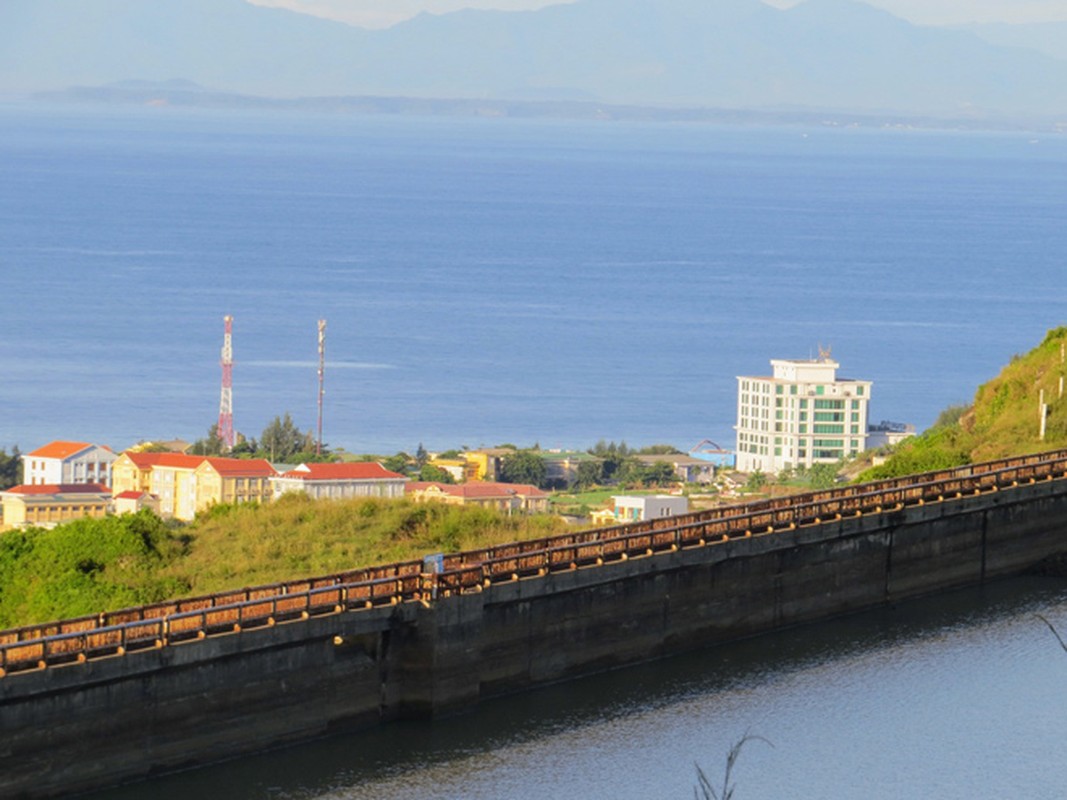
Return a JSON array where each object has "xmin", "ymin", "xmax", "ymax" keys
[
  {"xmin": 862, "ymin": 327, "xmax": 1067, "ymax": 480},
  {"xmin": 4, "ymin": 0, "xmax": 1067, "ymax": 117}
]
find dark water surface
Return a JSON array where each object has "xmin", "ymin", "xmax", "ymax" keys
[
  {"xmin": 87, "ymin": 577, "xmax": 1067, "ymax": 799},
  {"xmin": 2, "ymin": 105, "xmax": 1066, "ymax": 453}
]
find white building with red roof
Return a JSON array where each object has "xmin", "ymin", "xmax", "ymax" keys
[
  {"xmin": 271, "ymin": 462, "xmax": 407, "ymax": 501},
  {"xmin": 22, "ymin": 441, "xmax": 116, "ymax": 487}
]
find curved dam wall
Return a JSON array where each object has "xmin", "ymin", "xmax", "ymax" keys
[{"xmin": 4, "ymin": 474, "xmax": 1067, "ymax": 798}]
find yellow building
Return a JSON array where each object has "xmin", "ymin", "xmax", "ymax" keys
[
  {"xmin": 461, "ymin": 448, "xmax": 513, "ymax": 482},
  {"xmin": 0, "ymin": 484, "xmax": 111, "ymax": 531},
  {"xmin": 194, "ymin": 458, "xmax": 275, "ymax": 510},
  {"xmin": 407, "ymin": 481, "xmax": 550, "ymax": 515},
  {"xmin": 111, "ymin": 452, "xmax": 275, "ymax": 521}
]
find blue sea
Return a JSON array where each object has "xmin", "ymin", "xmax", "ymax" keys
[{"xmin": 1, "ymin": 104, "xmax": 1065, "ymax": 456}]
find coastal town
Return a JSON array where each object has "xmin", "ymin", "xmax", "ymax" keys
[{"xmin": 0, "ymin": 354, "xmax": 914, "ymax": 533}]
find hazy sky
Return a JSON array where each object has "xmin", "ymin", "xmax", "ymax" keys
[{"xmin": 249, "ymin": 0, "xmax": 1067, "ymax": 29}]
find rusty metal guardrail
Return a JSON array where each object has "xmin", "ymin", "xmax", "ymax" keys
[{"xmin": 3, "ymin": 449, "xmax": 1067, "ymax": 677}]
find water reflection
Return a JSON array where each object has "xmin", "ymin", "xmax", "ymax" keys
[{"xmin": 89, "ymin": 577, "xmax": 1067, "ymax": 800}]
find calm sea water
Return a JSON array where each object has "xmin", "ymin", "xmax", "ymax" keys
[
  {"xmin": 7, "ymin": 106, "xmax": 1067, "ymax": 798},
  {"xmin": 1, "ymin": 105, "xmax": 1066, "ymax": 455},
  {"xmin": 85, "ymin": 576, "xmax": 1067, "ymax": 800}
]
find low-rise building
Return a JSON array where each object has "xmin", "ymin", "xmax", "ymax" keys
[
  {"xmin": 610, "ymin": 494, "xmax": 689, "ymax": 523},
  {"xmin": 407, "ymin": 481, "xmax": 550, "ymax": 514},
  {"xmin": 427, "ymin": 457, "xmax": 467, "ymax": 483},
  {"xmin": 0, "ymin": 484, "xmax": 111, "ymax": 530},
  {"xmin": 271, "ymin": 462, "xmax": 407, "ymax": 500},
  {"xmin": 462, "ymin": 449, "xmax": 513, "ymax": 482},
  {"xmin": 112, "ymin": 490, "xmax": 160, "ymax": 516},
  {"xmin": 111, "ymin": 452, "xmax": 275, "ymax": 521},
  {"xmin": 633, "ymin": 454, "xmax": 716, "ymax": 484},
  {"xmin": 22, "ymin": 441, "xmax": 116, "ymax": 487},
  {"xmin": 541, "ymin": 451, "xmax": 602, "ymax": 487},
  {"xmin": 866, "ymin": 421, "xmax": 916, "ymax": 451}
]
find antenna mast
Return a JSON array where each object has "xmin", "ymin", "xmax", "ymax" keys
[
  {"xmin": 317, "ymin": 319, "xmax": 326, "ymax": 457},
  {"xmin": 218, "ymin": 315, "xmax": 235, "ymax": 451}
]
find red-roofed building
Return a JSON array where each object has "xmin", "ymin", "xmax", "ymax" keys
[
  {"xmin": 271, "ymin": 462, "xmax": 407, "ymax": 500},
  {"xmin": 407, "ymin": 481, "xmax": 549, "ymax": 514},
  {"xmin": 0, "ymin": 483, "xmax": 111, "ymax": 530},
  {"xmin": 110, "ymin": 452, "xmax": 276, "ymax": 521},
  {"xmin": 22, "ymin": 441, "xmax": 116, "ymax": 487},
  {"xmin": 112, "ymin": 490, "xmax": 160, "ymax": 516}
]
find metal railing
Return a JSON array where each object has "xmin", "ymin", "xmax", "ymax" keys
[{"xmin": 3, "ymin": 449, "xmax": 1067, "ymax": 677}]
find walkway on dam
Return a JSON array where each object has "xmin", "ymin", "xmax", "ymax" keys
[{"xmin": 4, "ymin": 448, "xmax": 1067, "ymax": 677}]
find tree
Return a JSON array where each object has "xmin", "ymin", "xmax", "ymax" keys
[
  {"xmin": 415, "ymin": 443, "xmax": 429, "ymax": 468},
  {"xmin": 418, "ymin": 464, "xmax": 455, "ymax": 484},
  {"xmin": 575, "ymin": 460, "xmax": 604, "ymax": 490},
  {"xmin": 382, "ymin": 452, "xmax": 412, "ymax": 475},
  {"xmin": 638, "ymin": 444, "xmax": 682, "ymax": 455},
  {"xmin": 0, "ymin": 446, "xmax": 22, "ymax": 489},
  {"xmin": 260, "ymin": 413, "xmax": 313, "ymax": 462},
  {"xmin": 744, "ymin": 469, "xmax": 767, "ymax": 492},
  {"xmin": 189, "ymin": 424, "xmax": 225, "ymax": 456},
  {"xmin": 807, "ymin": 463, "xmax": 839, "ymax": 489},
  {"xmin": 499, "ymin": 450, "xmax": 548, "ymax": 488},
  {"xmin": 639, "ymin": 460, "xmax": 676, "ymax": 488}
]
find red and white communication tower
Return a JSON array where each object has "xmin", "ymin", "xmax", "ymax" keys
[{"xmin": 218, "ymin": 314, "xmax": 235, "ymax": 450}]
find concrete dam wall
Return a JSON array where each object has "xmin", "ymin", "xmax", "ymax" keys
[{"xmin": 4, "ymin": 454, "xmax": 1067, "ymax": 798}]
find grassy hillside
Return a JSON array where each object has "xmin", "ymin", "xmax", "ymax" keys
[
  {"xmin": 0, "ymin": 496, "xmax": 569, "ymax": 629},
  {"xmin": 861, "ymin": 326, "xmax": 1067, "ymax": 480}
]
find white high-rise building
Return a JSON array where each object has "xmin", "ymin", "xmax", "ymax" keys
[{"xmin": 735, "ymin": 357, "xmax": 872, "ymax": 475}]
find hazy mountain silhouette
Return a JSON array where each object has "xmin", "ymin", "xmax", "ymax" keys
[
  {"xmin": 965, "ymin": 21, "xmax": 1067, "ymax": 63},
  {"xmin": 4, "ymin": 0, "xmax": 1066, "ymax": 117}
]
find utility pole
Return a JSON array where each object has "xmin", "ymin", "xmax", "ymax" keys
[
  {"xmin": 317, "ymin": 319, "xmax": 326, "ymax": 457},
  {"xmin": 1040, "ymin": 389, "xmax": 1048, "ymax": 441}
]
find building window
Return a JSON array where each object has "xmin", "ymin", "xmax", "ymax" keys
[
  {"xmin": 858, "ymin": 386, "xmax": 865, "ymax": 395},
  {"xmin": 814, "ymin": 424, "xmax": 844, "ymax": 434},
  {"xmin": 790, "ymin": 385, "xmax": 797, "ymax": 395},
  {"xmin": 815, "ymin": 385, "xmax": 825, "ymax": 395},
  {"xmin": 799, "ymin": 424, "xmax": 807, "ymax": 434}
]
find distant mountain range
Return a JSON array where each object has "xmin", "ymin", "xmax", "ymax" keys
[{"xmin": 3, "ymin": 0, "xmax": 1066, "ymax": 119}]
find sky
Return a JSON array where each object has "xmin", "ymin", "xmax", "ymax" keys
[{"xmin": 249, "ymin": 0, "xmax": 1067, "ymax": 29}]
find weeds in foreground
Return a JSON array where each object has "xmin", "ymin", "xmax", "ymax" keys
[
  {"xmin": 1036, "ymin": 613, "xmax": 1067, "ymax": 654},
  {"xmin": 694, "ymin": 734, "xmax": 773, "ymax": 800}
]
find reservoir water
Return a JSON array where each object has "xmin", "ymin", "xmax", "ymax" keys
[
  {"xmin": 2, "ymin": 105, "xmax": 1066, "ymax": 454},
  {"xmin": 85, "ymin": 576, "xmax": 1067, "ymax": 799}
]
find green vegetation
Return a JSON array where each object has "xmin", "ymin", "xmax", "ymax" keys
[
  {"xmin": 860, "ymin": 326, "xmax": 1067, "ymax": 481},
  {"xmin": 499, "ymin": 450, "xmax": 548, "ymax": 487},
  {"xmin": 190, "ymin": 413, "xmax": 334, "ymax": 463},
  {"xmin": 0, "ymin": 511, "xmax": 187, "ymax": 628},
  {"xmin": 0, "ymin": 446, "xmax": 21, "ymax": 490},
  {"xmin": 0, "ymin": 497, "xmax": 570, "ymax": 628}
]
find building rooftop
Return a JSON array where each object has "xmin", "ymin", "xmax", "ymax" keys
[
  {"xmin": 407, "ymin": 481, "xmax": 546, "ymax": 499},
  {"xmin": 3, "ymin": 483, "xmax": 110, "ymax": 496},
  {"xmin": 279, "ymin": 462, "xmax": 405, "ymax": 481},
  {"xmin": 25, "ymin": 441, "xmax": 102, "ymax": 459}
]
